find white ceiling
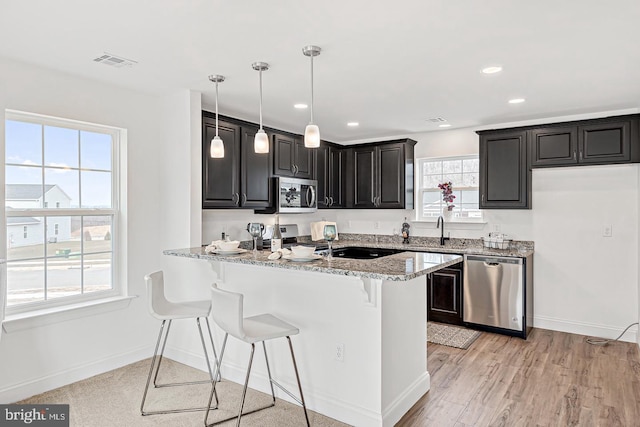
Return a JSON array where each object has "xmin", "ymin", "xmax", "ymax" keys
[{"xmin": 1, "ymin": 0, "xmax": 639, "ymax": 143}]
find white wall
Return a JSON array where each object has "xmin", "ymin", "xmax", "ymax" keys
[{"xmin": 0, "ymin": 57, "xmax": 164, "ymax": 401}]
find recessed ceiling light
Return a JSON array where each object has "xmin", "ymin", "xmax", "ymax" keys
[
  {"xmin": 481, "ymin": 66, "xmax": 502, "ymax": 74},
  {"xmin": 347, "ymin": 122, "xmax": 359, "ymax": 127},
  {"xmin": 294, "ymin": 103, "xmax": 308, "ymax": 109},
  {"xmin": 439, "ymin": 124, "xmax": 452, "ymax": 128},
  {"xmin": 508, "ymin": 98, "xmax": 526, "ymax": 104}
]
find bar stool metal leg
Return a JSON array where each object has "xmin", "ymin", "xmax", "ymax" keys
[
  {"xmin": 236, "ymin": 343, "xmax": 256, "ymax": 427},
  {"xmin": 141, "ymin": 317, "xmax": 221, "ymax": 416},
  {"xmin": 204, "ymin": 333, "xmax": 228, "ymax": 426},
  {"xmin": 287, "ymin": 336, "xmax": 310, "ymax": 427},
  {"xmin": 262, "ymin": 342, "xmax": 277, "ymax": 406}
]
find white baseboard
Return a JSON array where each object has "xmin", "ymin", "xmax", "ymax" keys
[
  {"xmin": 0, "ymin": 344, "xmax": 153, "ymax": 403},
  {"xmin": 382, "ymin": 372, "xmax": 430, "ymax": 427},
  {"xmin": 534, "ymin": 315, "xmax": 638, "ymax": 343},
  {"xmin": 165, "ymin": 345, "xmax": 392, "ymax": 426}
]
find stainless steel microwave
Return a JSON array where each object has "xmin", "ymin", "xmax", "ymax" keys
[{"xmin": 256, "ymin": 176, "xmax": 317, "ymax": 214}]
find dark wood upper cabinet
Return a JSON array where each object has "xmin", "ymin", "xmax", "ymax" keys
[
  {"xmin": 529, "ymin": 126, "xmax": 578, "ymax": 167},
  {"xmin": 579, "ymin": 120, "xmax": 631, "ymax": 164},
  {"xmin": 202, "ymin": 118, "xmax": 241, "ymax": 208},
  {"xmin": 427, "ymin": 263, "xmax": 463, "ymax": 326},
  {"xmin": 202, "ymin": 113, "xmax": 272, "ymax": 209},
  {"xmin": 329, "ymin": 146, "xmax": 346, "ymax": 208},
  {"xmin": 530, "ymin": 116, "xmax": 637, "ymax": 168},
  {"xmin": 478, "ymin": 130, "xmax": 531, "ymax": 209},
  {"xmin": 315, "ymin": 142, "xmax": 346, "ymax": 209},
  {"xmin": 353, "ymin": 146, "xmax": 376, "ymax": 208},
  {"xmin": 203, "ymin": 113, "xmax": 417, "ymax": 211},
  {"xmin": 240, "ymin": 126, "xmax": 272, "ymax": 208},
  {"xmin": 273, "ymin": 133, "xmax": 313, "ymax": 179},
  {"xmin": 351, "ymin": 139, "xmax": 415, "ymax": 209}
]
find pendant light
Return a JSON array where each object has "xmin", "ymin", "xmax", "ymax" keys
[
  {"xmin": 302, "ymin": 45, "xmax": 321, "ymax": 148},
  {"xmin": 208, "ymin": 74, "xmax": 225, "ymax": 158},
  {"xmin": 252, "ymin": 62, "xmax": 270, "ymax": 154}
]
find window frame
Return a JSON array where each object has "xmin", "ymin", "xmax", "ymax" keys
[
  {"xmin": 415, "ymin": 154, "xmax": 483, "ymax": 223},
  {"xmin": 4, "ymin": 110, "xmax": 123, "ymax": 315}
]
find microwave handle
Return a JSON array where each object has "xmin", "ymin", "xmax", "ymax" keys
[{"xmin": 306, "ymin": 185, "xmax": 316, "ymax": 207}]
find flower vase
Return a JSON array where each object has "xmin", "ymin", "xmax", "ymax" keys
[{"xmin": 442, "ymin": 207, "xmax": 453, "ymax": 221}]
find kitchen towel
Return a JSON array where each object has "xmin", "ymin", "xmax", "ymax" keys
[{"xmin": 310, "ymin": 221, "xmax": 339, "ymax": 241}]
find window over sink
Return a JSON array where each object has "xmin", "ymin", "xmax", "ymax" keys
[{"xmin": 416, "ymin": 155, "xmax": 483, "ymax": 222}]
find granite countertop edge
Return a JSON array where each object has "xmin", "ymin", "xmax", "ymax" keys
[{"xmin": 165, "ymin": 248, "xmax": 462, "ymax": 281}]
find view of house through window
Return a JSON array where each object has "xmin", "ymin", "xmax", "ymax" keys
[
  {"xmin": 417, "ymin": 155, "xmax": 482, "ymax": 221},
  {"xmin": 4, "ymin": 111, "xmax": 119, "ymax": 310}
]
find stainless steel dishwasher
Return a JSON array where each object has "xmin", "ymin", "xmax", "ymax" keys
[{"xmin": 463, "ymin": 253, "xmax": 533, "ymax": 338}]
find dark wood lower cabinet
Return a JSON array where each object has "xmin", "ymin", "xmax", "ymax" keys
[{"xmin": 427, "ymin": 263, "xmax": 463, "ymax": 325}]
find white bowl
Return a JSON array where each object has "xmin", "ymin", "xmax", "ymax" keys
[
  {"xmin": 290, "ymin": 245, "xmax": 316, "ymax": 258},
  {"xmin": 218, "ymin": 240, "xmax": 240, "ymax": 251}
]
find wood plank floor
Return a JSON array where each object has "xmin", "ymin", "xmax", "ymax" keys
[{"xmin": 397, "ymin": 328, "xmax": 640, "ymax": 427}]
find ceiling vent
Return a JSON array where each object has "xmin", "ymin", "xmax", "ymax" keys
[
  {"xmin": 426, "ymin": 117, "xmax": 447, "ymax": 123},
  {"xmin": 93, "ymin": 53, "xmax": 137, "ymax": 68}
]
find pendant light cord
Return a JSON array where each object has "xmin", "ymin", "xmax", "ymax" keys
[
  {"xmin": 215, "ymin": 80, "xmax": 219, "ymax": 137},
  {"xmin": 310, "ymin": 54, "xmax": 314, "ymax": 124},
  {"xmin": 259, "ymin": 68, "xmax": 264, "ymax": 130}
]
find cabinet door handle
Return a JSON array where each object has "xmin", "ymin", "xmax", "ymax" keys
[
  {"xmin": 241, "ymin": 193, "xmax": 247, "ymax": 205},
  {"xmin": 233, "ymin": 192, "xmax": 240, "ymax": 206},
  {"xmin": 573, "ymin": 151, "xmax": 577, "ymax": 160},
  {"xmin": 329, "ymin": 196, "xmax": 334, "ymax": 206},
  {"xmin": 579, "ymin": 151, "xmax": 583, "ymax": 160},
  {"xmin": 481, "ymin": 194, "xmax": 484, "ymax": 204}
]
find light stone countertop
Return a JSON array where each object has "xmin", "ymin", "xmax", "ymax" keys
[
  {"xmin": 164, "ymin": 247, "xmax": 463, "ymax": 281},
  {"xmin": 301, "ymin": 234, "xmax": 535, "ymax": 258}
]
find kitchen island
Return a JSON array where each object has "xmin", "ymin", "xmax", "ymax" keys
[{"xmin": 165, "ymin": 246, "xmax": 461, "ymax": 427}]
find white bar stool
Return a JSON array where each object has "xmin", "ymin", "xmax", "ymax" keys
[
  {"xmin": 141, "ymin": 271, "xmax": 221, "ymax": 416},
  {"xmin": 204, "ymin": 283, "xmax": 310, "ymax": 427}
]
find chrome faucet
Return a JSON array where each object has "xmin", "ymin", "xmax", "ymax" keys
[{"xmin": 436, "ymin": 216, "xmax": 450, "ymax": 246}]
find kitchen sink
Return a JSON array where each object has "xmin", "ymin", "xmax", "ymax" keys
[{"xmin": 315, "ymin": 246, "xmax": 404, "ymax": 260}]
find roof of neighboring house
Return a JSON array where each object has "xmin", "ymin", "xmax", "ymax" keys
[
  {"xmin": 5, "ymin": 184, "xmax": 69, "ymax": 200},
  {"xmin": 7, "ymin": 216, "xmax": 41, "ymax": 225}
]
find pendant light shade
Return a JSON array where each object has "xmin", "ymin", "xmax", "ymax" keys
[
  {"xmin": 254, "ymin": 129, "xmax": 269, "ymax": 153},
  {"xmin": 252, "ymin": 62, "xmax": 270, "ymax": 154},
  {"xmin": 208, "ymin": 74, "xmax": 225, "ymax": 158},
  {"xmin": 304, "ymin": 124, "xmax": 320, "ymax": 148},
  {"xmin": 302, "ymin": 45, "xmax": 321, "ymax": 148},
  {"xmin": 210, "ymin": 136, "xmax": 224, "ymax": 158}
]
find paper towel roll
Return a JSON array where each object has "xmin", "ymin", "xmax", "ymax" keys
[{"xmin": 310, "ymin": 221, "xmax": 339, "ymax": 241}]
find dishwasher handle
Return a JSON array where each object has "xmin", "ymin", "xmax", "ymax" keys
[{"xmin": 465, "ymin": 254, "xmax": 523, "ymax": 265}]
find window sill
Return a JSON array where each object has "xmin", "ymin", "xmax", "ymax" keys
[
  {"xmin": 2, "ymin": 295, "xmax": 137, "ymax": 333},
  {"xmin": 412, "ymin": 219, "xmax": 487, "ymax": 231}
]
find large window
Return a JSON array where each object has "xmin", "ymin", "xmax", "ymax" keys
[
  {"xmin": 5, "ymin": 111, "xmax": 120, "ymax": 312},
  {"xmin": 417, "ymin": 155, "xmax": 482, "ymax": 221}
]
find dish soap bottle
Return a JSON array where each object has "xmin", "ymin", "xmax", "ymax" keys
[{"xmin": 271, "ymin": 214, "xmax": 282, "ymax": 252}]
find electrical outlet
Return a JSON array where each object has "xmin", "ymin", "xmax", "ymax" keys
[
  {"xmin": 335, "ymin": 343, "xmax": 344, "ymax": 362},
  {"xmin": 603, "ymin": 224, "xmax": 612, "ymax": 237},
  {"xmin": 348, "ymin": 220, "xmax": 353, "ymax": 229},
  {"xmin": 492, "ymin": 224, "xmax": 501, "ymax": 233},
  {"xmin": 374, "ymin": 221, "xmax": 380, "ymax": 230}
]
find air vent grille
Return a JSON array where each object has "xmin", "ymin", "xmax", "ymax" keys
[
  {"xmin": 426, "ymin": 117, "xmax": 447, "ymax": 123},
  {"xmin": 93, "ymin": 53, "xmax": 137, "ymax": 68}
]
